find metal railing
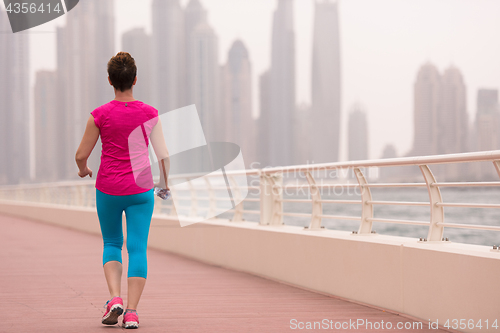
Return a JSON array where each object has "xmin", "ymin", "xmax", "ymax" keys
[{"xmin": 1, "ymin": 150, "xmax": 500, "ymax": 243}]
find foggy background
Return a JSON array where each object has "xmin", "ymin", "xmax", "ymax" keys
[{"xmin": 1, "ymin": 0, "xmax": 500, "ymax": 184}]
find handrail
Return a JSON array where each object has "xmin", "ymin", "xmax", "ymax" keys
[
  {"xmin": 1, "ymin": 150, "xmax": 500, "ymax": 244},
  {"xmin": 366, "ymin": 200, "xmax": 429, "ymax": 206},
  {"xmin": 431, "ymin": 181, "xmax": 500, "ymax": 187},
  {"xmin": 260, "ymin": 150, "xmax": 500, "ymax": 174}
]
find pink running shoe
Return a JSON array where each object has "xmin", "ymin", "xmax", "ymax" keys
[
  {"xmin": 102, "ymin": 296, "xmax": 124, "ymax": 325},
  {"xmin": 123, "ymin": 310, "xmax": 139, "ymax": 329}
]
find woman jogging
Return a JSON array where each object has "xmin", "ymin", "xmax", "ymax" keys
[{"xmin": 75, "ymin": 52, "xmax": 170, "ymax": 329}]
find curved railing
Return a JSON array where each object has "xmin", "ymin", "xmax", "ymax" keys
[
  {"xmin": 1, "ymin": 150, "xmax": 500, "ymax": 244},
  {"xmin": 257, "ymin": 150, "xmax": 500, "ymax": 243}
]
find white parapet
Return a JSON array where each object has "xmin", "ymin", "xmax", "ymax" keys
[{"xmin": 0, "ymin": 200, "xmax": 498, "ymax": 333}]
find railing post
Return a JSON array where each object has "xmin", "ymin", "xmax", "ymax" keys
[
  {"xmin": 79, "ymin": 186, "xmax": 84, "ymax": 207},
  {"xmin": 85, "ymin": 185, "xmax": 92, "ymax": 207},
  {"xmin": 65, "ymin": 186, "xmax": 71, "ymax": 206},
  {"xmin": 204, "ymin": 177, "xmax": 217, "ymax": 219},
  {"xmin": 354, "ymin": 167, "xmax": 374, "ymax": 234},
  {"xmin": 229, "ymin": 175, "xmax": 244, "ymax": 222},
  {"xmin": 304, "ymin": 171, "xmax": 323, "ymax": 230},
  {"xmin": 420, "ymin": 165, "xmax": 444, "ymax": 241},
  {"xmin": 75, "ymin": 186, "xmax": 82, "ymax": 206},
  {"xmin": 169, "ymin": 188, "xmax": 178, "ymax": 216},
  {"xmin": 493, "ymin": 160, "xmax": 500, "ymax": 178},
  {"xmin": 41, "ymin": 187, "xmax": 49, "ymax": 204},
  {"xmin": 259, "ymin": 171, "xmax": 283, "ymax": 225},
  {"xmin": 188, "ymin": 179, "xmax": 198, "ymax": 218},
  {"xmin": 170, "ymin": 203, "xmax": 177, "ymax": 217}
]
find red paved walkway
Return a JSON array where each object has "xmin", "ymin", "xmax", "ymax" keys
[{"xmin": 0, "ymin": 214, "xmax": 452, "ymax": 332}]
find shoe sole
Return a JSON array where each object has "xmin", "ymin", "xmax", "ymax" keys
[
  {"xmin": 102, "ymin": 304, "xmax": 124, "ymax": 325},
  {"xmin": 123, "ymin": 321, "xmax": 139, "ymax": 329}
]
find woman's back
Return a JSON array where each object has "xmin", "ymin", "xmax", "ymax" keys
[{"xmin": 92, "ymin": 99, "xmax": 158, "ymax": 196}]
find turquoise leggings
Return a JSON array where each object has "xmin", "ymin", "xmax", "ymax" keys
[{"xmin": 95, "ymin": 188, "xmax": 154, "ymax": 278}]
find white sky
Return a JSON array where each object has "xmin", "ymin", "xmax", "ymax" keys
[{"xmin": 5, "ymin": 0, "xmax": 500, "ymax": 162}]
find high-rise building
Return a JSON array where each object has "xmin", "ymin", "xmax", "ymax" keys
[
  {"xmin": 185, "ymin": 0, "xmax": 208, "ymax": 106},
  {"xmin": 56, "ymin": 0, "xmax": 115, "ymax": 179},
  {"xmin": 0, "ymin": 8, "xmax": 30, "ymax": 184},
  {"xmin": 379, "ymin": 144, "xmax": 398, "ymax": 181},
  {"xmin": 412, "ymin": 63, "xmax": 442, "ymax": 156},
  {"xmin": 381, "ymin": 144, "xmax": 397, "ymax": 159},
  {"xmin": 475, "ymin": 89, "xmax": 499, "ymax": 179},
  {"xmin": 292, "ymin": 103, "xmax": 312, "ymax": 165},
  {"xmin": 267, "ymin": 0, "xmax": 295, "ymax": 166},
  {"xmin": 440, "ymin": 66, "xmax": 468, "ymax": 154},
  {"xmin": 311, "ymin": 0, "xmax": 341, "ymax": 163},
  {"xmin": 348, "ymin": 104, "xmax": 368, "ymax": 161},
  {"xmin": 220, "ymin": 40, "xmax": 255, "ymax": 168},
  {"xmin": 94, "ymin": 1, "xmax": 115, "ymax": 107},
  {"xmin": 34, "ymin": 71, "xmax": 60, "ymax": 182},
  {"xmin": 189, "ymin": 20, "xmax": 220, "ymax": 142},
  {"xmin": 122, "ymin": 27, "xmax": 152, "ymax": 104},
  {"xmin": 412, "ymin": 63, "xmax": 468, "ymax": 180},
  {"xmin": 477, "ymin": 89, "xmax": 499, "ymax": 116},
  {"xmin": 412, "ymin": 63, "xmax": 469, "ymax": 157},
  {"xmin": 257, "ymin": 71, "xmax": 272, "ymax": 168},
  {"xmin": 152, "ymin": 0, "xmax": 185, "ymax": 112}
]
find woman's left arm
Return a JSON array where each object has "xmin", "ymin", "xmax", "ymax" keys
[{"xmin": 75, "ymin": 115, "xmax": 100, "ymax": 178}]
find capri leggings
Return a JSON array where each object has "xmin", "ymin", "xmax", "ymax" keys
[{"xmin": 95, "ymin": 188, "xmax": 154, "ymax": 279}]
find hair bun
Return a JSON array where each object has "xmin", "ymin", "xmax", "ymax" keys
[{"xmin": 107, "ymin": 52, "xmax": 137, "ymax": 92}]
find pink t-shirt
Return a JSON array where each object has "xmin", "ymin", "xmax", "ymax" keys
[{"xmin": 91, "ymin": 100, "xmax": 159, "ymax": 196}]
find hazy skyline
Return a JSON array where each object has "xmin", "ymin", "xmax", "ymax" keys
[{"xmin": 2, "ymin": 0, "xmax": 500, "ymax": 162}]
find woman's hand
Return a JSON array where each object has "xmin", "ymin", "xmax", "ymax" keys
[
  {"xmin": 78, "ymin": 166, "xmax": 93, "ymax": 178},
  {"xmin": 154, "ymin": 181, "xmax": 170, "ymax": 191}
]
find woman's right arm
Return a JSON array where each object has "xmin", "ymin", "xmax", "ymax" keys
[{"xmin": 150, "ymin": 118, "xmax": 170, "ymax": 190}]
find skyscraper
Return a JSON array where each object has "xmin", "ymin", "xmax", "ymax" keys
[
  {"xmin": 412, "ymin": 63, "xmax": 442, "ymax": 156},
  {"xmin": 412, "ymin": 63, "xmax": 468, "ymax": 180},
  {"xmin": 56, "ymin": 0, "xmax": 115, "ymax": 179},
  {"xmin": 292, "ymin": 103, "xmax": 312, "ymax": 165},
  {"xmin": 152, "ymin": 0, "xmax": 185, "ymax": 112},
  {"xmin": 311, "ymin": 0, "xmax": 341, "ymax": 163},
  {"xmin": 94, "ymin": 1, "xmax": 115, "ymax": 107},
  {"xmin": 379, "ymin": 144, "xmax": 398, "ymax": 181},
  {"xmin": 257, "ymin": 71, "xmax": 272, "ymax": 167},
  {"xmin": 348, "ymin": 104, "xmax": 368, "ymax": 161},
  {"xmin": 185, "ymin": 0, "xmax": 208, "ymax": 106},
  {"xmin": 190, "ymin": 20, "xmax": 220, "ymax": 142},
  {"xmin": 475, "ymin": 89, "xmax": 499, "ymax": 179},
  {"xmin": 412, "ymin": 63, "xmax": 469, "ymax": 158},
  {"xmin": 267, "ymin": 0, "xmax": 295, "ymax": 166},
  {"xmin": 440, "ymin": 66, "xmax": 468, "ymax": 154},
  {"xmin": 220, "ymin": 40, "xmax": 255, "ymax": 168},
  {"xmin": 0, "ymin": 8, "xmax": 30, "ymax": 184},
  {"xmin": 477, "ymin": 89, "xmax": 499, "ymax": 116},
  {"xmin": 34, "ymin": 71, "xmax": 59, "ymax": 182},
  {"xmin": 381, "ymin": 144, "xmax": 397, "ymax": 159},
  {"xmin": 122, "ymin": 27, "xmax": 152, "ymax": 104}
]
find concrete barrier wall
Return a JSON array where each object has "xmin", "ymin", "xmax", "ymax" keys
[{"xmin": 1, "ymin": 200, "xmax": 499, "ymax": 333}]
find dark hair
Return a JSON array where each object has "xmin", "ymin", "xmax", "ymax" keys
[{"xmin": 107, "ymin": 52, "xmax": 137, "ymax": 92}]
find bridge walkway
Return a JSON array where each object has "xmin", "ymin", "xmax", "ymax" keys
[{"xmin": 0, "ymin": 214, "xmax": 452, "ymax": 332}]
